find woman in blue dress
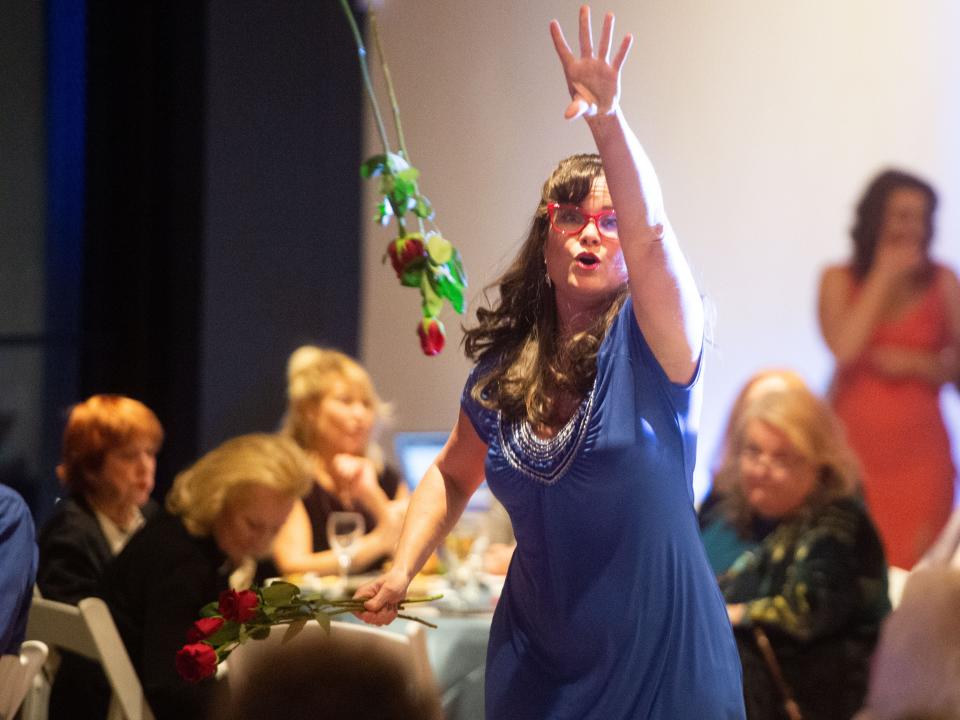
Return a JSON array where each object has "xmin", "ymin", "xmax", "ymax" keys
[{"xmin": 357, "ymin": 7, "xmax": 745, "ymax": 718}]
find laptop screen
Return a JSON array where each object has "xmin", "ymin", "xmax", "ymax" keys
[{"xmin": 392, "ymin": 431, "xmax": 492, "ymax": 512}]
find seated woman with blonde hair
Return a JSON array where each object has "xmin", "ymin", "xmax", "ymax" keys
[
  {"xmin": 699, "ymin": 369, "xmax": 808, "ymax": 575},
  {"xmin": 103, "ymin": 433, "xmax": 312, "ymax": 720},
  {"xmin": 717, "ymin": 380, "xmax": 891, "ymax": 719},
  {"xmin": 273, "ymin": 346, "xmax": 406, "ymax": 577}
]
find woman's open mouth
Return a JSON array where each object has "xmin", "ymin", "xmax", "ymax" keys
[{"xmin": 575, "ymin": 252, "xmax": 600, "ymax": 270}]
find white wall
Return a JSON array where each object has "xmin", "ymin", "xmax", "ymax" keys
[{"xmin": 359, "ymin": 0, "xmax": 960, "ymax": 502}]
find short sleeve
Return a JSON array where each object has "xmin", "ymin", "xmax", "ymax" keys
[
  {"xmin": 603, "ymin": 296, "xmax": 703, "ymax": 415},
  {"xmin": 460, "ymin": 361, "xmax": 498, "ymax": 446}
]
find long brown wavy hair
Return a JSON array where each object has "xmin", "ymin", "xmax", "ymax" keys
[{"xmin": 462, "ymin": 154, "xmax": 627, "ymax": 427}]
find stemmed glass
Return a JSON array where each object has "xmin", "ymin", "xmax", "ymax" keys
[
  {"xmin": 326, "ymin": 511, "xmax": 365, "ymax": 595},
  {"xmin": 443, "ymin": 513, "xmax": 487, "ymax": 607}
]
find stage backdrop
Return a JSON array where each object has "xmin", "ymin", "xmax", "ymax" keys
[{"xmin": 357, "ymin": 0, "xmax": 960, "ymax": 503}]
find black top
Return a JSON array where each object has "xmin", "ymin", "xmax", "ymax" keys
[
  {"xmin": 103, "ymin": 511, "xmax": 234, "ymax": 720},
  {"xmin": 37, "ymin": 494, "xmax": 159, "ymax": 604},
  {"xmin": 37, "ymin": 494, "xmax": 158, "ymax": 720},
  {"xmin": 302, "ymin": 464, "xmax": 401, "ymax": 553}
]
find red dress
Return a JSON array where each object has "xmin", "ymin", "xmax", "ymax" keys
[{"xmin": 832, "ymin": 266, "xmax": 956, "ymax": 569}]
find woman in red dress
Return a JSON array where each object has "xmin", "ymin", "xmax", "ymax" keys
[{"xmin": 819, "ymin": 169, "xmax": 960, "ymax": 569}]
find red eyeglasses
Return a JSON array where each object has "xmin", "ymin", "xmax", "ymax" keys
[{"xmin": 547, "ymin": 202, "xmax": 618, "ymax": 238}]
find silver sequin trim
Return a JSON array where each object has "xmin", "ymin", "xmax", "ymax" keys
[{"xmin": 497, "ymin": 389, "xmax": 595, "ymax": 485}]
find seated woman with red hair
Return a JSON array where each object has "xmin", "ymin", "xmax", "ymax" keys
[
  {"xmin": 37, "ymin": 394, "xmax": 163, "ymax": 720},
  {"xmin": 38, "ymin": 394, "xmax": 164, "ymax": 604}
]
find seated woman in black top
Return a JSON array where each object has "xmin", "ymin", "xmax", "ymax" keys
[
  {"xmin": 716, "ymin": 381, "xmax": 891, "ymax": 720},
  {"xmin": 37, "ymin": 394, "xmax": 162, "ymax": 720},
  {"xmin": 38, "ymin": 394, "xmax": 163, "ymax": 603},
  {"xmin": 103, "ymin": 433, "xmax": 312, "ymax": 720},
  {"xmin": 273, "ymin": 346, "xmax": 406, "ymax": 576}
]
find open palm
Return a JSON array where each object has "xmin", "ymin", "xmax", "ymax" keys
[{"xmin": 549, "ymin": 6, "xmax": 633, "ymax": 119}]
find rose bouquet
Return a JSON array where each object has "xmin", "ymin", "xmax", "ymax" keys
[
  {"xmin": 175, "ymin": 581, "xmax": 439, "ymax": 683},
  {"xmin": 339, "ymin": 0, "xmax": 467, "ymax": 355}
]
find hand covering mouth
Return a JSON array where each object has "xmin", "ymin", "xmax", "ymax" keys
[{"xmin": 576, "ymin": 252, "xmax": 600, "ymax": 267}]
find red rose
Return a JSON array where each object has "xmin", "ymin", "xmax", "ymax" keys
[
  {"xmin": 175, "ymin": 643, "xmax": 218, "ymax": 684},
  {"xmin": 417, "ymin": 317, "xmax": 445, "ymax": 356},
  {"xmin": 218, "ymin": 589, "xmax": 259, "ymax": 622},
  {"xmin": 185, "ymin": 616, "xmax": 224, "ymax": 643},
  {"xmin": 387, "ymin": 235, "xmax": 426, "ymax": 277}
]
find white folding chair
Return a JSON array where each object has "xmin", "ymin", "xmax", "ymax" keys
[
  {"xmin": 226, "ymin": 619, "xmax": 436, "ymax": 698},
  {"xmin": 0, "ymin": 640, "xmax": 48, "ymax": 720},
  {"xmin": 25, "ymin": 596, "xmax": 154, "ymax": 720}
]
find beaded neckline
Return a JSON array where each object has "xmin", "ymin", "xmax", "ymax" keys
[{"xmin": 497, "ymin": 389, "xmax": 595, "ymax": 485}]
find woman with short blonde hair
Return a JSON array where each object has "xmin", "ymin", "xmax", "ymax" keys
[
  {"xmin": 104, "ymin": 433, "xmax": 312, "ymax": 720},
  {"xmin": 167, "ymin": 433, "xmax": 313, "ymax": 537}
]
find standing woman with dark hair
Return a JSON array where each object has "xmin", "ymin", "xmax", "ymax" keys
[
  {"xmin": 356, "ymin": 7, "xmax": 744, "ymax": 718},
  {"xmin": 819, "ymin": 170, "xmax": 960, "ymax": 569}
]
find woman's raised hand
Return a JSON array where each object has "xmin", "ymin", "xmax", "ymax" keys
[{"xmin": 549, "ymin": 6, "xmax": 633, "ymax": 120}]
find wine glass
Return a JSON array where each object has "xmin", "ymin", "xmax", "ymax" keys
[
  {"xmin": 326, "ymin": 511, "xmax": 365, "ymax": 595},
  {"xmin": 443, "ymin": 513, "xmax": 487, "ymax": 606}
]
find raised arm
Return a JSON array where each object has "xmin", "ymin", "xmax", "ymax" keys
[
  {"xmin": 550, "ymin": 7, "xmax": 703, "ymax": 383},
  {"xmin": 354, "ymin": 408, "xmax": 488, "ymax": 625}
]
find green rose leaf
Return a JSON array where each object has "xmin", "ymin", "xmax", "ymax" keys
[
  {"xmin": 375, "ymin": 199, "xmax": 393, "ymax": 226},
  {"xmin": 413, "ymin": 195, "xmax": 434, "ymax": 220},
  {"xmin": 420, "ymin": 272, "xmax": 444, "ymax": 318},
  {"xmin": 433, "ymin": 264, "xmax": 466, "ymax": 314},
  {"xmin": 206, "ymin": 620, "xmax": 241, "ymax": 646},
  {"xmin": 360, "ymin": 154, "xmax": 388, "ymax": 179},
  {"xmin": 400, "ymin": 263, "xmax": 425, "ymax": 288},
  {"xmin": 280, "ymin": 618, "xmax": 307, "ymax": 645},
  {"xmin": 261, "ymin": 581, "xmax": 300, "ymax": 607},
  {"xmin": 425, "ymin": 233, "xmax": 453, "ymax": 265},
  {"xmin": 313, "ymin": 610, "xmax": 331, "ymax": 634},
  {"xmin": 198, "ymin": 601, "xmax": 220, "ymax": 618},
  {"xmin": 449, "ymin": 250, "xmax": 467, "ymax": 286},
  {"xmin": 395, "ymin": 167, "xmax": 420, "ymax": 184}
]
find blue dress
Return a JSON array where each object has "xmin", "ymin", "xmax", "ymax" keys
[{"xmin": 462, "ymin": 299, "xmax": 745, "ymax": 719}]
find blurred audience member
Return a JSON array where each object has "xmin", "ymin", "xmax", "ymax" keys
[
  {"xmin": 38, "ymin": 394, "xmax": 163, "ymax": 604},
  {"xmin": 718, "ymin": 381, "xmax": 890, "ymax": 719},
  {"xmin": 699, "ymin": 369, "xmax": 807, "ymax": 575},
  {"xmin": 854, "ymin": 567, "xmax": 960, "ymax": 720},
  {"xmin": 211, "ymin": 628, "xmax": 442, "ymax": 720},
  {"xmin": 274, "ymin": 346, "xmax": 404, "ymax": 576},
  {"xmin": 0, "ymin": 484, "xmax": 36, "ymax": 656},
  {"xmin": 37, "ymin": 395, "xmax": 162, "ymax": 720},
  {"xmin": 819, "ymin": 169, "xmax": 960, "ymax": 569},
  {"xmin": 104, "ymin": 434, "xmax": 312, "ymax": 720}
]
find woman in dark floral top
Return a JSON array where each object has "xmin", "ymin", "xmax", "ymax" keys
[{"xmin": 714, "ymin": 379, "xmax": 891, "ymax": 720}]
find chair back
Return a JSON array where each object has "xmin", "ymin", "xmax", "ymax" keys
[
  {"xmin": 0, "ymin": 640, "xmax": 49, "ymax": 720},
  {"xmin": 25, "ymin": 597, "xmax": 155, "ymax": 720},
  {"xmin": 226, "ymin": 619, "xmax": 437, "ymax": 700}
]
